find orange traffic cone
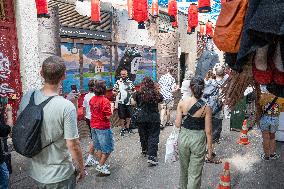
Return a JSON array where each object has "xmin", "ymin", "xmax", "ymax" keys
[
  {"xmin": 218, "ymin": 162, "xmax": 231, "ymax": 189},
  {"xmin": 237, "ymin": 119, "xmax": 250, "ymax": 145}
]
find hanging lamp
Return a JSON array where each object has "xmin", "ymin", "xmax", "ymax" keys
[
  {"xmin": 127, "ymin": 0, "xmax": 133, "ymax": 19},
  {"xmin": 198, "ymin": 0, "xmax": 211, "ymax": 13},
  {"xmin": 187, "ymin": 3, "xmax": 198, "ymax": 34},
  {"xmin": 133, "ymin": 0, "xmax": 148, "ymax": 29},
  {"xmin": 199, "ymin": 23, "xmax": 205, "ymax": 36},
  {"xmin": 91, "ymin": 0, "xmax": 101, "ymax": 24},
  {"xmin": 152, "ymin": 0, "xmax": 159, "ymax": 18},
  {"xmin": 206, "ymin": 20, "xmax": 214, "ymax": 38},
  {"xmin": 35, "ymin": 0, "xmax": 49, "ymax": 18},
  {"xmin": 172, "ymin": 15, "xmax": 178, "ymax": 28},
  {"xmin": 168, "ymin": 0, "xmax": 178, "ymax": 22}
]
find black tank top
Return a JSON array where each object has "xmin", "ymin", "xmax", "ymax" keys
[{"xmin": 182, "ymin": 99, "xmax": 206, "ymax": 130}]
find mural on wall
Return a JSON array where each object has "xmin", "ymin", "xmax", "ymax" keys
[
  {"xmin": 61, "ymin": 42, "xmax": 112, "ymax": 93},
  {"xmin": 116, "ymin": 46, "xmax": 157, "ymax": 85},
  {"xmin": 0, "ymin": 0, "xmax": 22, "ymax": 118}
]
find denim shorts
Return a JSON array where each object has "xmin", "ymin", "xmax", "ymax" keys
[
  {"xmin": 91, "ymin": 129, "xmax": 114, "ymax": 154},
  {"xmin": 259, "ymin": 115, "xmax": 279, "ymax": 133},
  {"xmin": 0, "ymin": 162, "xmax": 9, "ymax": 189}
]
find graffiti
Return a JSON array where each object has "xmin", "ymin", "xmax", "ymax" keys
[
  {"xmin": 0, "ymin": 52, "xmax": 11, "ymax": 79},
  {"xmin": 0, "ymin": 83, "xmax": 15, "ymax": 97}
]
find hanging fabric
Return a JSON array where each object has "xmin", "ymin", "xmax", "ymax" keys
[
  {"xmin": 127, "ymin": 0, "xmax": 133, "ymax": 19},
  {"xmin": 133, "ymin": 0, "xmax": 148, "ymax": 29},
  {"xmin": 35, "ymin": 0, "xmax": 49, "ymax": 18},
  {"xmin": 213, "ymin": 0, "xmax": 248, "ymax": 53},
  {"xmin": 198, "ymin": 0, "xmax": 211, "ymax": 13},
  {"xmin": 152, "ymin": 0, "xmax": 159, "ymax": 18},
  {"xmin": 168, "ymin": 0, "xmax": 178, "ymax": 22},
  {"xmin": 91, "ymin": 0, "xmax": 100, "ymax": 24},
  {"xmin": 187, "ymin": 3, "xmax": 198, "ymax": 34}
]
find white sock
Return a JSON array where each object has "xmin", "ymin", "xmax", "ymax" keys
[{"xmin": 87, "ymin": 154, "xmax": 94, "ymax": 160}]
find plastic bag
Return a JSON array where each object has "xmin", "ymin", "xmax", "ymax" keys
[{"xmin": 165, "ymin": 128, "xmax": 179, "ymax": 163}]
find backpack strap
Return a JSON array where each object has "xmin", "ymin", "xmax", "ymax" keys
[
  {"xmin": 29, "ymin": 92, "xmax": 36, "ymax": 106},
  {"xmin": 188, "ymin": 99, "xmax": 206, "ymax": 116},
  {"xmin": 38, "ymin": 96, "xmax": 55, "ymax": 108}
]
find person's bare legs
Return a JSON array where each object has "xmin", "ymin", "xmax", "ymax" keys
[
  {"xmin": 99, "ymin": 153, "xmax": 110, "ymax": 166},
  {"xmin": 269, "ymin": 132, "xmax": 276, "ymax": 155},
  {"xmin": 166, "ymin": 106, "xmax": 171, "ymax": 124},
  {"xmin": 125, "ymin": 118, "xmax": 131, "ymax": 129},
  {"xmin": 160, "ymin": 106, "xmax": 166, "ymax": 126},
  {"xmin": 88, "ymin": 143, "xmax": 94, "ymax": 156},
  {"xmin": 262, "ymin": 131, "xmax": 270, "ymax": 157},
  {"xmin": 96, "ymin": 150, "xmax": 102, "ymax": 160}
]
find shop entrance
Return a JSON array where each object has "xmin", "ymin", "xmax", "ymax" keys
[
  {"xmin": 0, "ymin": 0, "xmax": 22, "ymax": 115},
  {"xmin": 179, "ymin": 52, "xmax": 186, "ymax": 86}
]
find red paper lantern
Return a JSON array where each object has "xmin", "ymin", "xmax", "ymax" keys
[
  {"xmin": 168, "ymin": 0, "xmax": 178, "ymax": 22},
  {"xmin": 133, "ymin": 0, "xmax": 148, "ymax": 29},
  {"xmin": 35, "ymin": 0, "xmax": 49, "ymax": 18},
  {"xmin": 199, "ymin": 24, "xmax": 205, "ymax": 36},
  {"xmin": 206, "ymin": 20, "xmax": 214, "ymax": 38},
  {"xmin": 187, "ymin": 3, "xmax": 198, "ymax": 34},
  {"xmin": 198, "ymin": 0, "xmax": 211, "ymax": 13},
  {"xmin": 152, "ymin": 0, "xmax": 159, "ymax": 18},
  {"xmin": 127, "ymin": 0, "xmax": 133, "ymax": 19},
  {"xmin": 172, "ymin": 15, "xmax": 178, "ymax": 28},
  {"xmin": 91, "ymin": 0, "xmax": 101, "ymax": 24}
]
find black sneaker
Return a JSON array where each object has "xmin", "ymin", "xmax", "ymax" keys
[
  {"xmin": 141, "ymin": 151, "xmax": 147, "ymax": 157},
  {"xmin": 120, "ymin": 129, "xmax": 126, "ymax": 136},
  {"xmin": 260, "ymin": 153, "xmax": 270, "ymax": 161},
  {"xmin": 270, "ymin": 153, "xmax": 280, "ymax": 160},
  {"xmin": 127, "ymin": 128, "xmax": 134, "ymax": 134},
  {"xmin": 147, "ymin": 156, "xmax": 158, "ymax": 166}
]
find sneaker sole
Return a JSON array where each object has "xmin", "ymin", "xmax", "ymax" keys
[
  {"xmin": 95, "ymin": 168, "xmax": 111, "ymax": 175},
  {"xmin": 147, "ymin": 160, "xmax": 158, "ymax": 165}
]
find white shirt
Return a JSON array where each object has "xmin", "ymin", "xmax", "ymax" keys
[
  {"xmin": 158, "ymin": 73, "xmax": 176, "ymax": 101},
  {"xmin": 83, "ymin": 92, "xmax": 95, "ymax": 119}
]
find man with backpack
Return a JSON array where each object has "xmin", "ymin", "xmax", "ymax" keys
[{"xmin": 16, "ymin": 56, "xmax": 85, "ymax": 188}]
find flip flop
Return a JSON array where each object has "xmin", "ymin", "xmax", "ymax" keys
[{"xmin": 205, "ymin": 156, "xmax": 222, "ymax": 164}]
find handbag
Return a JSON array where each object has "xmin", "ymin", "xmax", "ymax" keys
[{"xmin": 213, "ymin": 0, "xmax": 248, "ymax": 53}]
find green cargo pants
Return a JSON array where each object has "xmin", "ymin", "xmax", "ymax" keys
[{"xmin": 178, "ymin": 128, "xmax": 206, "ymax": 189}]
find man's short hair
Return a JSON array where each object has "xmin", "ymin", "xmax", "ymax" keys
[
  {"xmin": 120, "ymin": 68, "xmax": 128, "ymax": 73},
  {"xmin": 42, "ymin": 56, "xmax": 66, "ymax": 85},
  {"xmin": 88, "ymin": 79, "xmax": 95, "ymax": 92}
]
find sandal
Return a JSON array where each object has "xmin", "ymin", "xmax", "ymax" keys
[{"xmin": 205, "ymin": 156, "xmax": 222, "ymax": 164}]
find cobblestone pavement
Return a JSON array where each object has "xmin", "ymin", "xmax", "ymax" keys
[{"xmin": 9, "ymin": 118, "xmax": 284, "ymax": 189}]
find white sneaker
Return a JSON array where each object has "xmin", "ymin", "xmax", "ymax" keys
[
  {"xmin": 96, "ymin": 164, "xmax": 111, "ymax": 175},
  {"xmin": 85, "ymin": 157, "xmax": 99, "ymax": 167}
]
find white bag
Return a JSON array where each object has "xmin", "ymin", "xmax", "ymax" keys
[{"xmin": 165, "ymin": 128, "xmax": 179, "ymax": 163}]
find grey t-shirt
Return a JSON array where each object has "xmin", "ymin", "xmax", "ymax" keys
[{"xmin": 18, "ymin": 90, "xmax": 79, "ymax": 184}]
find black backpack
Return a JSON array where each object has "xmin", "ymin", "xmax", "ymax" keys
[{"xmin": 12, "ymin": 92, "xmax": 54, "ymax": 158}]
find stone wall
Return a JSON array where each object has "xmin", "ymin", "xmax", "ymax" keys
[
  {"xmin": 178, "ymin": 13, "xmax": 197, "ymax": 73},
  {"xmin": 112, "ymin": 8, "xmax": 158, "ymax": 47},
  {"xmin": 156, "ymin": 32, "xmax": 179, "ymax": 80}
]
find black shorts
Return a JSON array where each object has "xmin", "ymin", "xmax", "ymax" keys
[
  {"xmin": 118, "ymin": 104, "xmax": 132, "ymax": 119},
  {"xmin": 85, "ymin": 118, "xmax": 92, "ymax": 139}
]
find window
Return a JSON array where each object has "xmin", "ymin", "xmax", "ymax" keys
[{"xmin": 0, "ymin": 0, "xmax": 5, "ymax": 20}]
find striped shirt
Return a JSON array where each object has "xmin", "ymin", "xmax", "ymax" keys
[
  {"xmin": 158, "ymin": 73, "xmax": 176, "ymax": 101},
  {"xmin": 113, "ymin": 78, "xmax": 135, "ymax": 105}
]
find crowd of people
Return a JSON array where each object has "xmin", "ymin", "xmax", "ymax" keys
[{"xmin": 0, "ymin": 55, "xmax": 282, "ymax": 189}]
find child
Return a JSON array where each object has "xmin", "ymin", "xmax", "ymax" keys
[{"xmin": 89, "ymin": 80, "xmax": 113, "ymax": 175}]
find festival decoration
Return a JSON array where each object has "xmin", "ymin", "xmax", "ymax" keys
[
  {"xmin": 127, "ymin": 0, "xmax": 133, "ymax": 19},
  {"xmin": 35, "ymin": 0, "xmax": 49, "ymax": 18},
  {"xmin": 206, "ymin": 20, "xmax": 214, "ymax": 38},
  {"xmin": 199, "ymin": 23, "xmax": 206, "ymax": 36},
  {"xmin": 133, "ymin": 0, "xmax": 149, "ymax": 29},
  {"xmin": 152, "ymin": 0, "xmax": 159, "ymax": 18},
  {"xmin": 187, "ymin": 3, "xmax": 198, "ymax": 34},
  {"xmin": 91, "ymin": 0, "xmax": 100, "ymax": 24},
  {"xmin": 168, "ymin": 0, "xmax": 178, "ymax": 22},
  {"xmin": 172, "ymin": 15, "xmax": 178, "ymax": 28},
  {"xmin": 198, "ymin": 0, "xmax": 211, "ymax": 13}
]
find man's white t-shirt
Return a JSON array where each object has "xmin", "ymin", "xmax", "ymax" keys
[{"xmin": 83, "ymin": 92, "xmax": 95, "ymax": 120}]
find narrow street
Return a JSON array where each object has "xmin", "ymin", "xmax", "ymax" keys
[{"xmin": 9, "ymin": 118, "xmax": 284, "ymax": 189}]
